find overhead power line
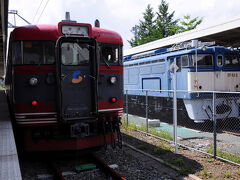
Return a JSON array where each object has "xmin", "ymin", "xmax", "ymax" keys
[
  {"xmin": 32, "ymin": 0, "xmax": 44, "ymax": 24},
  {"xmin": 36, "ymin": 0, "xmax": 50, "ymax": 24}
]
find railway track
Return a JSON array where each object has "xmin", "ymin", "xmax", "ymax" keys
[
  {"xmin": 20, "ymin": 151, "xmax": 126, "ymax": 180},
  {"xmin": 49, "ymin": 153, "xmax": 126, "ymax": 180}
]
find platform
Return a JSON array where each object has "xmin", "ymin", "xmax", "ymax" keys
[{"xmin": 0, "ymin": 90, "xmax": 22, "ymax": 180}]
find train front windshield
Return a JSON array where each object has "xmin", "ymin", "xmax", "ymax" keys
[
  {"xmin": 12, "ymin": 41, "xmax": 55, "ymax": 65},
  {"xmin": 61, "ymin": 43, "xmax": 89, "ymax": 65}
]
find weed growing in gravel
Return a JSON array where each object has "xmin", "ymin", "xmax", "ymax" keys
[
  {"xmin": 206, "ymin": 146, "xmax": 240, "ymax": 164},
  {"xmin": 237, "ymin": 169, "xmax": 240, "ymax": 175},
  {"xmin": 206, "ymin": 158, "xmax": 214, "ymax": 163},
  {"xmin": 224, "ymin": 172, "xmax": 232, "ymax": 178},
  {"xmin": 172, "ymin": 158, "xmax": 184, "ymax": 167},
  {"xmin": 153, "ymin": 147, "xmax": 166, "ymax": 155},
  {"xmin": 201, "ymin": 167, "xmax": 211, "ymax": 178}
]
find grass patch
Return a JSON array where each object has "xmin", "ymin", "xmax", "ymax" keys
[
  {"xmin": 224, "ymin": 172, "xmax": 232, "ymax": 178},
  {"xmin": 200, "ymin": 167, "xmax": 211, "ymax": 179},
  {"xmin": 206, "ymin": 158, "xmax": 214, "ymax": 163},
  {"xmin": 148, "ymin": 127, "xmax": 173, "ymax": 141},
  {"xmin": 172, "ymin": 158, "xmax": 184, "ymax": 167},
  {"xmin": 206, "ymin": 146, "xmax": 240, "ymax": 164},
  {"xmin": 237, "ymin": 169, "xmax": 240, "ymax": 175},
  {"xmin": 121, "ymin": 120, "xmax": 138, "ymax": 131},
  {"xmin": 153, "ymin": 142, "xmax": 174, "ymax": 155},
  {"xmin": 153, "ymin": 147, "xmax": 166, "ymax": 155},
  {"xmin": 121, "ymin": 119, "xmax": 173, "ymax": 141}
]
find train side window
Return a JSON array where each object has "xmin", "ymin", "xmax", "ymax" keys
[
  {"xmin": 44, "ymin": 41, "xmax": 55, "ymax": 64},
  {"xmin": 217, "ymin": 55, "xmax": 223, "ymax": 66},
  {"xmin": 169, "ymin": 57, "xmax": 181, "ymax": 72},
  {"xmin": 225, "ymin": 53, "xmax": 240, "ymax": 66},
  {"xmin": 176, "ymin": 57, "xmax": 181, "ymax": 72},
  {"xmin": 100, "ymin": 44, "xmax": 121, "ymax": 65},
  {"xmin": 181, "ymin": 55, "xmax": 189, "ymax": 67},
  {"xmin": 102, "ymin": 47, "xmax": 117, "ymax": 63},
  {"xmin": 23, "ymin": 41, "xmax": 42, "ymax": 64},
  {"xmin": 12, "ymin": 41, "xmax": 22, "ymax": 64}
]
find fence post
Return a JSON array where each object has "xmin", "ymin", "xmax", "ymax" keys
[
  {"xmin": 213, "ymin": 91, "xmax": 217, "ymax": 158},
  {"xmin": 126, "ymin": 90, "xmax": 128, "ymax": 127},
  {"xmin": 146, "ymin": 90, "xmax": 148, "ymax": 133},
  {"xmin": 173, "ymin": 59, "xmax": 178, "ymax": 154}
]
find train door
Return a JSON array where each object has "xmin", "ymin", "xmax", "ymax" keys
[{"xmin": 56, "ymin": 37, "xmax": 98, "ymax": 121}]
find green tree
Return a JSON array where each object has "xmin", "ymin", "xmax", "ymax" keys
[
  {"xmin": 155, "ymin": 0, "xmax": 179, "ymax": 38},
  {"xmin": 177, "ymin": 15, "xmax": 203, "ymax": 33},
  {"xmin": 128, "ymin": 4, "xmax": 156, "ymax": 47},
  {"xmin": 128, "ymin": 1, "xmax": 203, "ymax": 47}
]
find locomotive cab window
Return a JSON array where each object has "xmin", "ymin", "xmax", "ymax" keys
[
  {"xmin": 192, "ymin": 54, "xmax": 213, "ymax": 66},
  {"xmin": 61, "ymin": 42, "xmax": 89, "ymax": 65},
  {"xmin": 100, "ymin": 44, "xmax": 122, "ymax": 66},
  {"xmin": 225, "ymin": 53, "xmax": 240, "ymax": 66}
]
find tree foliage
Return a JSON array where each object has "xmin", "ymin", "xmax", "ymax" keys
[
  {"xmin": 177, "ymin": 15, "xmax": 203, "ymax": 33},
  {"xmin": 128, "ymin": 4, "xmax": 156, "ymax": 47},
  {"xmin": 129, "ymin": 0, "xmax": 203, "ymax": 47}
]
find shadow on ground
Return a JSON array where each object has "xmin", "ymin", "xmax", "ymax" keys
[{"xmin": 122, "ymin": 131, "xmax": 203, "ymax": 179}]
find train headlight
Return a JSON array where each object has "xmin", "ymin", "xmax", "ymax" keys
[
  {"xmin": 109, "ymin": 76, "xmax": 117, "ymax": 84},
  {"xmin": 29, "ymin": 77, "xmax": 38, "ymax": 86}
]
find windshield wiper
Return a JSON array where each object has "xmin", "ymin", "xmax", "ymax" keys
[{"xmin": 103, "ymin": 59, "xmax": 111, "ymax": 69}]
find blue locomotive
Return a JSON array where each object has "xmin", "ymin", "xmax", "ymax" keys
[{"xmin": 124, "ymin": 40, "xmax": 240, "ymax": 123}]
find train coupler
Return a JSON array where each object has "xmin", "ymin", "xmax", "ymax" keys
[{"xmin": 70, "ymin": 122, "xmax": 89, "ymax": 138}]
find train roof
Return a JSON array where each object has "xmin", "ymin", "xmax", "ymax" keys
[
  {"xmin": 10, "ymin": 24, "xmax": 123, "ymax": 45},
  {"xmin": 124, "ymin": 17, "xmax": 240, "ymax": 56},
  {"xmin": 124, "ymin": 45, "xmax": 239, "ymax": 63},
  {"xmin": 10, "ymin": 25, "xmax": 59, "ymax": 41}
]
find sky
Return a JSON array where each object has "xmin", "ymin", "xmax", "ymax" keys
[{"xmin": 8, "ymin": 0, "xmax": 240, "ymax": 50}]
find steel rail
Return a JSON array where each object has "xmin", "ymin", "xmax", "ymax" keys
[{"xmin": 91, "ymin": 154, "xmax": 126, "ymax": 180}]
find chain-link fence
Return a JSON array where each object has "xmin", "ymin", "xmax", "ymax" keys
[{"xmin": 123, "ymin": 89, "xmax": 240, "ymax": 166}]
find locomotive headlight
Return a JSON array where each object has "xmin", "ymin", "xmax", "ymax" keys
[
  {"xmin": 109, "ymin": 76, "xmax": 117, "ymax": 84},
  {"xmin": 29, "ymin": 77, "xmax": 38, "ymax": 86}
]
